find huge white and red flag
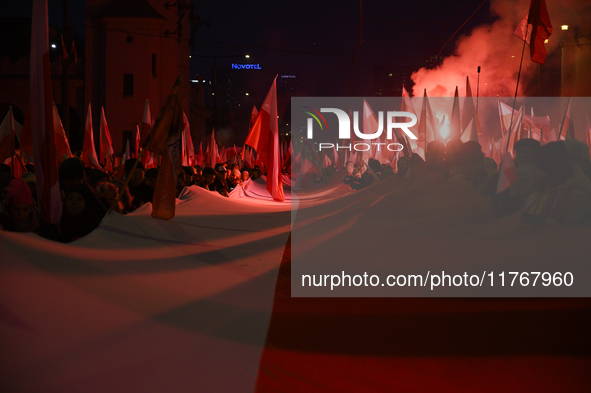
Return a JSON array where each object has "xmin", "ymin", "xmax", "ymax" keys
[
  {"xmin": 0, "ymin": 106, "xmax": 16, "ymax": 163},
  {"xmin": 30, "ymin": 0, "xmax": 61, "ymax": 225},
  {"xmin": 144, "ymin": 76, "xmax": 184, "ymax": 220},
  {"xmin": 81, "ymin": 103, "xmax": 102, "ymax": 169},
  {"xmin": 514, "ymin": 0, "xmax": 553, "ymax": 64},
  {"xmin": 52, "ymin": 102, "xmax": 73, "ymax": 165},
  {"xmin": 99, "ymin": 106, "xmax": 114, "ymax": 172},
  {"xmin": 244, "ymin": 76, "xmax": 284, "ymax": 201}
]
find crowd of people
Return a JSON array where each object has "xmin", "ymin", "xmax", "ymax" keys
[
  {"xmin": 0, "ymin": 156, "xmax": 262, "ymax": 242},
  {"xmin": 2, "ymin": 138, "xmax": 590, "ymax": 243},
  {"xmin": 339, "ymin": 139, "xmax": 591, "ymax": 225}
]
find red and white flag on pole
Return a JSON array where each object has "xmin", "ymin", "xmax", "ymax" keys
[
  {"xmin": 134, "ymin": 123, "xmax": 140, "ymax": 158},
  {"xmin": 70, "ymin": 40, "xmax": 77, "ymax": 64},
  {"xmin": 450, "ymin": 86, "xmax": 462, "ymax": 140},
  {"xmin": 145, "ymin": 77, "xmax": 184, "ymax": 220},
  {"xmin": 244, "ymin": 76, "xmax": 284, "ymax": 201},
  {"xmin": 0, "ymin": 106, "xmax": 16, "ymax": 163},
  {"xmin": 462, "ymin": 76, "xmax": 479, "ymax": 136},
  {"xmin": 497, "ymin": 153, "xmax": 519, "ymax": 194},
  {"xmin": 558, "ymin": 97, "xmax": 574, "ymax": 140},
  {"xmin": 418, "ymin": 88, "xmax": 436, "ymax": 145},
  {"xmin": 181, "ymin": 111, "xmax": 195, "ymax": 166},
  {"xmin": 250, "ymin": 105, "xmax": 258, "ymax": 125},
  {"xmin": 206, "ymin": 129, "xmax": 218, "ymax": 168},
  {"xmin": 122, "ymin": 139, "xmax": 130, "ymax": 167},
  {"xmin": 140, "ymin": 99, "xmax": 152, "ymax": 167},
  {"xmin": 514, "ymin": 0, "xmax": 553, "ymax": 64},
  {"xmin": 30, "ymin": 0, "xmax": 62, "ymax": 225},
  {"xmin": 100, "ymin": 106, "xmax": 114, "ymax": 172},
  {"xmin": 52, "ymin": 101, "xmax": 73, "ymax": 165},
  {"xmin": 82, "ymin": 103, "xmax": 102, "ymax": 169},
  {"xmin": 585, "ymin": 111, "xmax": 591, "ymax": 156}
]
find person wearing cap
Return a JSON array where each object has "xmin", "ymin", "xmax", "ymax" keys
[{"xmin": 212, "ymin": 163, "xmax": 230, "ymax": 196}]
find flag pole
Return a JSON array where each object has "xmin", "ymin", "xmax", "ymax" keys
[
  {"xmin": 505, "ymin": 24, "xmax": 529, "ymax": 154},
  {"xmin": 557, "ymin": 96, "xmax": 571, "ymax": 141},
  {"xmin": 476, "ymin": 66, "xmax": 481, "ymax": 113}
]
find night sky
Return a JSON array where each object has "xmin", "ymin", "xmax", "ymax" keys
[
  {"xmin": 192, "ymin": 0, "xmax": 494, "ymax": 97},
  {"xmin": 2, "ymin": 0, "xmax": 494, "ymax": 98}
]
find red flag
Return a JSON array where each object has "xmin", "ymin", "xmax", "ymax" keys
[
  {"xmin": 81, "ymin": 103, "xmax": 102, "ymax": 169},
  {"xmin": 100, "ymin": 107, "xmax": 113, "ymax": 171},
  {"xmin": 244, "ymin": 77, "xmax": 284, "ymax": 201},
  {"xmin": 52, "ymin": 102, "xmax": 73, "ymax": 165},
  {"xmin": 30, "ymin": 0, "xmax": 62, "ymax": 225},
  {"xmin": 514, "ymin": 0, "xmax": 553, "ymax": 64},
  {"xmin": 146, "ymin": 76, "xmax": 184, "ymax": 220},
  {"xmin": 0, "ymin": 106, "xmax": 16, "ymax": 163},
  {"xmin": 250, "ymin": 105, "xmax": 258, "ymax": 125},
  {"xmin": 497, "ymin": 153, "xmax": 519, "ymax": 194}
]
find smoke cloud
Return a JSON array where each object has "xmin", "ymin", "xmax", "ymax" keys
[{"xmin": 411, "ymin": 0, "xmax": 591, "ymax": 98}]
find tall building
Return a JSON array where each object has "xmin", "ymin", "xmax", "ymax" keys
[
  {"xmin": 85, "ymin": 0, "xmax": 192, "ymax": 154},
  {"xmin": 372, "ymin": 64, "xmax": 419, "ymax": 97}
]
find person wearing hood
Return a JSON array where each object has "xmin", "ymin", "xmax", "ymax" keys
[
  {"xmin": 1, "ymin": 177, "xmax": 41, "ymax": 233},
  {"xmin": 59, "ymin": 184, "xmax": 101, "ymax": 243}
]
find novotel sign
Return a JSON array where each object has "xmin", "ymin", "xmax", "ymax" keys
[{"xmin": 231, "ymin": 64, "xmax": 262, "ymax": 70}]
